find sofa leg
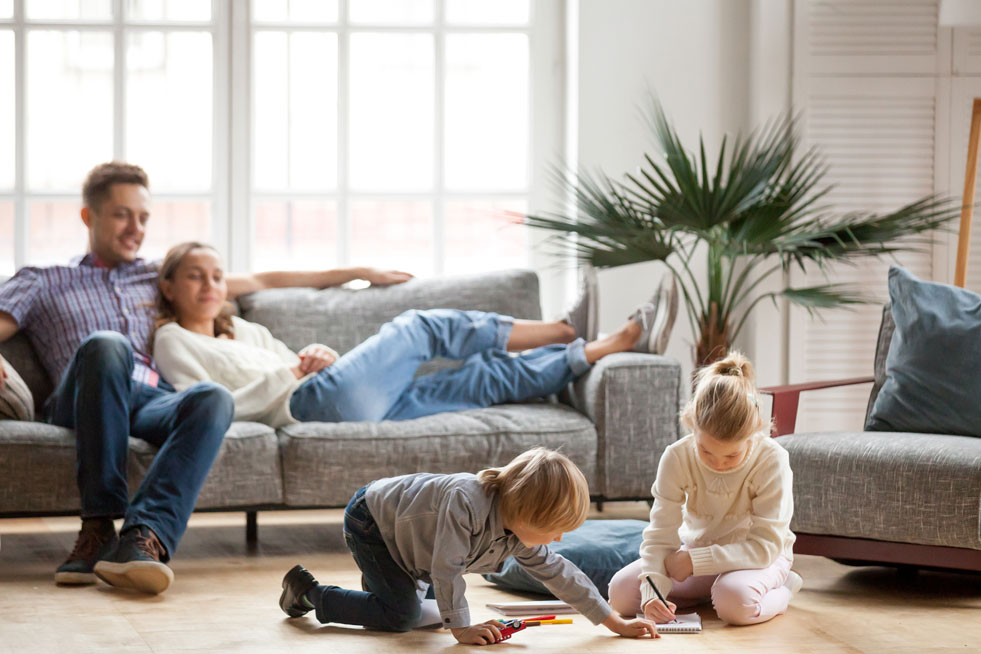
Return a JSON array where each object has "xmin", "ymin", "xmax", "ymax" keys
[{"xmin": 246, "ymin": 511, "xmax": 258, "ymax": 547}]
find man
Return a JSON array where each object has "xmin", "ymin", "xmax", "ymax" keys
[{"xmin": 0, "ymin": 162, "xmax": 411, "ymax": 594}]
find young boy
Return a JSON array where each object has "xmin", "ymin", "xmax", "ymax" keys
[{"xmin": 279, "ymin": 448, "xmax": 659, "ymax": 645}]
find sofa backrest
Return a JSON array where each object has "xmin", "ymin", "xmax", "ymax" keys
[
  {"xmin": 237, "ymin": 269, "xmax": 542, "ymax": 376},
  {"xmin": 864, "ymin": 304, "xmax": 895, "ymax": 428}
]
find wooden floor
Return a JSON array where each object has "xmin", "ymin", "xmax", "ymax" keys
[{"xmin": 1, "ymin": 502, "xmax": 978, "ymax": 653}]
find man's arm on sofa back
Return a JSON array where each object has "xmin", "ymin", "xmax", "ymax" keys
[
  {"xmin": 0, "ymin": 311, "xmax": 19, "ymax": 390},
  {"xmin": 564, "ymin": 353, "xmax": 681, "ymax": 500}
]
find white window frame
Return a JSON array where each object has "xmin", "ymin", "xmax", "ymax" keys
[
  {"xmin": 229, "ymin": 0, "xmax": 566, "ymax": 283},
  {"xmin": 0, "ymin": 0, "xmax": 230, "ymax": 270},
  {"xmin": 2, "ymin": 0, "xmax": 567, "ymax": 300}
]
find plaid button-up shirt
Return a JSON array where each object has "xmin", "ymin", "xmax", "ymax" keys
[{"xmin": 0, "ymin": 254, "xmax": 161, "ymax": 386}]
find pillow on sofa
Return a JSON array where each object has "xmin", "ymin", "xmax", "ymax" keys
[
  {"xmin": 866, "ymin": 266, "xmax": 981, "ymax": 437},
  {"xmin": 483, "ymin": 519, "xmax": 646, "ymax": 599},
  {"xmin": 0, "ymin": 354, "xmax": 35, "ymax": 421}
]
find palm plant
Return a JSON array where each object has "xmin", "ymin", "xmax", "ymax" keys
[{"xmin": 524, "ymin": 98, "xmax": 961, "ymax": 367}]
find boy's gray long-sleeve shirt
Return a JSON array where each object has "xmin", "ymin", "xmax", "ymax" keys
[{"xmin": 364, "ymin": 472, "xmax": 611, "ymax": 629}]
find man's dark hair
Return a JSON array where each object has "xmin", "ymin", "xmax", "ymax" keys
[{"xmin": 82, "ymin": 162, "xmax": 150, "ymax": 213}]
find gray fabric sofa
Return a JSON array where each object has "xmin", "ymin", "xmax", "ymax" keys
[
  {"xmin": 0, "ymin": 270, "xmax": 682, "ymax": 535},
  {"xmin": 764, "ymin": 306, "xmax": 981, "ymax": 571}
]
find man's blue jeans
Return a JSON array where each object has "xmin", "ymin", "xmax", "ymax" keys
[
  {"xmin": 311, "ymin": 486, "xmax": 422, "ymax": 631},
  {"xmin": 289, "ymin": 309, "xmax": 591, "ymax": 422},
  {"xmin": 45, "ymin": 331, "xmax": 234, "ymax": 559}
]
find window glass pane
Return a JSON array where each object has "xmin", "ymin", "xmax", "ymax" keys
[
  {"xmin": 349, "ymin": 34, "xmax": 433, "ymax": 191},
  {"xmin": 0, "ymin": 31, "xmax": 13, "ymax": 190},
  {"xmin": 126, "ymin": 31, "xmax": 212, "ymax": 192},
  {"xmin": 253, "ymin": 0, "xmax": 338, "ymax": 23},
  {"xmin": 443, "ymin": 199, "xmax": 527, "ymax": 276},
  {"xmin": 349, "ymin": 200, "xmax": 433, "ymax": 276},
  {"xmin": 126, "ymin": 0, "xmax": 211, "ymax": 21},
  {"xmin": 27, "ymin": 0, "xmax": 112, "ymax": 20},
  {"xmin": 349, "ymin": 0, "xmax": 433, "ymax": 25},
  {"xmin": 254, "ymin": 32, "xmax": 337, "ymax": 191},
  {"xmin": 254, "ymin": 200, "xmax": 337, "ymax": 270},
  {"xmin": 0, "ymin": 202, "xmax": 13, "ymax": 276},
  {"xmin": 28, "ymin": 201, "xmax": 89, "ymax": 265},
  {"xmin": 445, "ymin": 34, "xmax": 528, "ymax": 191},
  {"xmin": 138, "ymin": 200, "xmax": 211, "ymax": 261},
  {"xmin": 445, "ymin": 0, "xmax": 529, "ymax": 25},
  {"xmin": 0, "ymin": 1, "xmax": 12, "ymax": 19},
  {"xmin": 27, "ymin": 31, "xmax": 113, "ymax": 191}
]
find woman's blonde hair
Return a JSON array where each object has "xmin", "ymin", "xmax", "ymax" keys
[
  {"xmin": 681, "ymin": 350, "xmax": 767, "ymax": 442},
  {"xmin": 477, "ymin": 448, "xmax": 590, "ymax": 533},
  {"xmin": 153, "ymin": 241, "xmax": 235, "ymax": 343}
]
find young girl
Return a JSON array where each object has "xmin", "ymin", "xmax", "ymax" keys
[
  {"xmin": 150, "ymin": 242, "xmax": 664, "ymax": 428},
  {"xmin": 608, "ymin": 352, "xmax": 802, "ymax": 626},
  {"xmin": 279, "ymin": 448, "xmax": 658, "ymax": 644}
]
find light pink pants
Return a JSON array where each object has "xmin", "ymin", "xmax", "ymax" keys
[{"xmin": 607, "ymin": 556, "xmax": 793, "ymax": 626}]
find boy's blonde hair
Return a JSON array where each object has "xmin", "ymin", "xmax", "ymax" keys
[
  {"xmin": 681, "ymin": 350, "xmax": 767, "ymax": 442},
  {"xmin": 477, "ymin": 448, "xmax": 589, "ymax": 533}
]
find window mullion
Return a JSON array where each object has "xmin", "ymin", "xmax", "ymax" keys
[
  {"xmin": 113, "ymin": 0, "xmax": 125, "ymax": 161},
  {"xmin": 228, "ymin": 0, "xmax": 250, "ymax": 271},
  {"xmin": 337, "ymin": 0, "xmax": 349, "ymax": 267},
  {"xmin": 433, "ymin": 0, "xmax": 445, "ymax": 276},
  {"xmin": 13, "ymin": 0, "xmax": 26, "ymax": 269}
]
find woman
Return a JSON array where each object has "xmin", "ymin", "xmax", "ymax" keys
[{"xmin": 151, "ymin": 242, "xmax": 661, "ymax": 428}]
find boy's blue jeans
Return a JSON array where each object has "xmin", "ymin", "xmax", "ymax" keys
[
  {"xmin": 45, "ymin": 331, "xmax": 234, "ymax": 559},
  {"xmin": 311, "ymin": 486, "xmax": 422, "ymax": 631},
  {"xmin": 289, "ymin": 309, "xmax": 591, "ymax": 422}
]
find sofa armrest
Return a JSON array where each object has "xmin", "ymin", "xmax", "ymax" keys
[
  {"xmin": 562, "ymin": 352, "xmax": 681, "ymax": 499},
  {"xmin": 760, "ymin": 376, "xmax": 874, "ymax": 437}
]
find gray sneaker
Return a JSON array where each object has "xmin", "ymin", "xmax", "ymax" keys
[
  {"xmin": 561, "ymin": 265, "xmax": 598, "ymax": 341},
  {"xmin": 629, "ymin": 273, "xmax": 678, "ymax": 354}
]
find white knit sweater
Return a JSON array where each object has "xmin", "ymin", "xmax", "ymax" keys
[
  {"xmin": 638, "ymin": 432, "xmax": 796, "ymax": 607},
  {"xmin": 152, "ymin": 317, "xmax": 331, "ymax": 428}
]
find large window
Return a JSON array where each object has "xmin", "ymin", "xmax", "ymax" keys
[{"xmin": 1, "ymin": 0, "xmax": 558, "ymax": 280}]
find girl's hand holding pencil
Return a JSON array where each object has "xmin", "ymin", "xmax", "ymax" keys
[{"xmin": 643, "ymin": 598, "xmax": 678, "ymax": 624}]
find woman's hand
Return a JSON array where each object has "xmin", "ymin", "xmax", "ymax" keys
[
  {"xmin": 643, "ymin": 598, "xmax": 677, "ymax": 624},
  {"xmin": 601, "ymin": 613, "xmax": 659, "ymax": 639},
  {"xmin": 360, "ymin": 267, "xmax": 414, "ymax": 287},
  {"xmin": 451, "ymin": 620, "xmax": 503, "ymax": 645},
  {"xmin": 665, "ymin": 550, "xmax": 693, "ymax": 582},
  {"xmin": 296, "ymin": 344, "xmax": 337, "ymax": 375}
]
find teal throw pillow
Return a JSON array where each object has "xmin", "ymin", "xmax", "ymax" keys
[
  {"xmin": 866, "ymin": 266, "xmax": 981, "ymax": 437},
  {"xmin": 483, "ymin": 519, "xmax": 646, "ymax": 599}
]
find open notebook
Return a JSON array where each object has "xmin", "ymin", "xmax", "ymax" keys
[
  {"xmin": 486, "ymin": 600, "xmax": 578, "ymax": 616},
  {"xmin": 637, "ymin": 612, "xmax": 702, "ymax": 634}
]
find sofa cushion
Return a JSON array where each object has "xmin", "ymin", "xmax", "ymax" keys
[
  {"xmin": 129, "ymin": 422, "xmax": 283, "ymax": 509},
  {"xmin": 278, "ymin": 403, "xmax": 597, "ymax": 507},
  {"xmin": 867, "ymin": 266, "xmax": 981, "ymax": 437},
  {"xmin": 0, "ymin": 333, "xmax": 54, "ymax": 412},
  {"xmin": 0, "ymin": 421, "xmax": 81, "ymax": 513},
  {"xmin": 0, "ymin": 354, "xmax": 35, "ymax": 421},
  {"xmin": 483, "ymin": 519, "xmax": 647, "ymax": 599},
  {"xmin": 776, "ymin": 431, "xmax": 981, "ymax": 550},
  {"xmin": 237, "ymin": 269, "xmax": 542, "ymax": 378}
]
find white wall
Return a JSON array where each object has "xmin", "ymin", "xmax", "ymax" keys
[{"xmin": 569, "ymin": 0, "xmax": 792, "ymax": 389}]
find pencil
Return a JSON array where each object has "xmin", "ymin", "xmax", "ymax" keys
[
  {"xmin": 525, "ymin": 619, "xmax": 574, "ymax": 626},
  {"xmin": 645, "ymin": 575, "xmax": 672, "ymax": 613}
]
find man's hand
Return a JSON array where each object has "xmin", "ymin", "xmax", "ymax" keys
[
  {"xmin": 296, "ymin": 344, "xmax": 337, "ymax": 375},
  {"xmin": 665, "ymin": 549, "xmax": 694, "ymax": 582},
  {"xmin": 360, "ymin": 268, "xmax": 413, "ymax": 287},
  {"xmin": 643, "ymin": 597, "xmax": 677, "ymax": 624},
  {"xmin": 451, "ymin": 620, "xmax": 503, "ymax": 645},
  {"xmin": 601, "ymin": 613, "xmax": 659, "ymax": 639}
]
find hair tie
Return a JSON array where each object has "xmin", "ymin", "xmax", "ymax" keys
[{"xmin": 748, "ymin": 392, "xmax": 758, "ymax": 408}]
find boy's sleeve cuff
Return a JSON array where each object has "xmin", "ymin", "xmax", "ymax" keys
[{"xmin": 439, "ymin": 607, "xmax": 471, "ymax": 630}]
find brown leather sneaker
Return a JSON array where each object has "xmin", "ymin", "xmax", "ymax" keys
[{"xmin": 54, "ymin": 518, "xmax": 118, "ymax": 585}]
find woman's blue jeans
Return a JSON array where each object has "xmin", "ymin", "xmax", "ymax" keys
[
  {"xmin": 311, "ymin": 486, "xmax": 422, "ymax": 631},
  {"xmin": 289, "ymin": 309, "xmax": 590, "ymax": 422}
]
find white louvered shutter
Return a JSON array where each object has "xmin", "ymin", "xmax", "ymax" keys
[{"xmin": 789, "ymin": 0, "xmax": 945, "ymax": 433}]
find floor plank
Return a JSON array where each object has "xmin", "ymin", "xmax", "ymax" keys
[{"xmin": 1, "ymin": 504, "xmax": 978, "ymax": 653}]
